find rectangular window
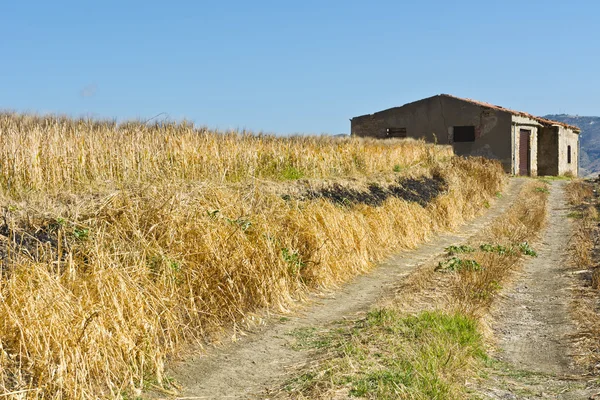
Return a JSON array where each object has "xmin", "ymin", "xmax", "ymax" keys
[
  {"xmin": 567, "ymin": 145, "xmax": 572, "ymax": 164},
  {"xmin": 386, "ymin": 127, "xmax": 407, "ymax": 138},
  {"xmin": 453, "ymin": 126, "xmax": 475, "ymax": 142}
]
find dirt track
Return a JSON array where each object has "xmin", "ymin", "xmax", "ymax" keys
[
  {"xmin": 482, "ymin": 181, "xmax": 599, "ymax": 399},
  {"xmin": 169, "ymin": 179, "xmax": 525, "ymax": 399}
]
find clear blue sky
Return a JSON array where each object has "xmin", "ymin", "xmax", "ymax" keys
[{"xmin": 1, "ymin": 0, "xmax": 598, "ymax": 134}]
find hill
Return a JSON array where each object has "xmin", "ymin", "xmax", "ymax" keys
[{"xmin": 544, "ymin": 114, "xmax": 600, "ymax": 176}]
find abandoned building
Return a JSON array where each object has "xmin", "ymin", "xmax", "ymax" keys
[{"xmin": 351, "ymin": 94, "xmax": 580, "ymax": 176}]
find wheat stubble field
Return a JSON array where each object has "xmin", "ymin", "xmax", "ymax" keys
[{"xmin": 0, "ymin": 113, "xmax": 505, "ymax": 399}]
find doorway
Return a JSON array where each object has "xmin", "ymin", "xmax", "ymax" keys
[{"xmin": 519, "ymin": 129, "xmax": 531, "ymax": 176}]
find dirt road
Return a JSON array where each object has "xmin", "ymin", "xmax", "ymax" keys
[
  {"xmin": 482, "ymin": 181, "xmax": 599, "ymax": 399},
  {"xmin": 170, "ymin": 179, "xmax": 525, "ymax": 399}
]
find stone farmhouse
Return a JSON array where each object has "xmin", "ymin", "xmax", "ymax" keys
[{"xmin": 351, "ymin": 94, "xmax": 580, "ymax": 176}]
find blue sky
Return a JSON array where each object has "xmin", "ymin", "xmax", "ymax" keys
[{"xmin": 1, "ymin": 0, "xmax": 598, "ymax": 134}]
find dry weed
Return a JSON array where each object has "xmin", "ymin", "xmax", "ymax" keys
[
  {"xmin": 566, "ymin": 179, "xmax": 594, "ymax": 206},
  {"xmin": 275, "ymin": 179, "xmax": 548, "ymax": 400},
  {"xmin": 0, "ymin": 113, "xmax": 505, "ymax": 398},
  {"xmin": 393, "ymin": 180, "xmax": 549, "ymax": 319},
  {"xmin": 566, "ymin": 180, "xmax": 600, "ymax": 372},
  {"xmin": 451, "ymin": 180, "xmax": 548, "ymax": 318}
]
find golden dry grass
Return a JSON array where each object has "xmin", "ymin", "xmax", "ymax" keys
[
  {"xmin": 276, "ymin": 180, "xmax": 549, "ymax": 400},
  {"xmin": 565, "ymin": 179, "xmax": 594, "ymax": 207},
  {"xmin": 0, "ymin": 113, "xmax": 505, "ymax": 398},
  {"xmin": 566, "ymin": 180, "xmax": 597, "ymax": 275},
  {"xmin": 392, "ymin": 180, "xmax": 548, "ymax": 320},
  {"xmin": 565, "ymin": 180, "xmax": 600, "ymax": 372},
  {"xmin": 452, "ymin": 180, "xmax": 548, "ymax": 317},
  {"xmin": 0, "ymin": 113, "xmax": 453, "ymax": 194}
]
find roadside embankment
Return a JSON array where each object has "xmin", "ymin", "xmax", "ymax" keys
[{"xmin": 0, "ymin": 114, "xmax": 505, "ymax": 398}]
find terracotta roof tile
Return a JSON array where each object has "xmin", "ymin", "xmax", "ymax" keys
[{"xmin": 441, "ymin": 94, "xmax": 580, "ymax": 131}]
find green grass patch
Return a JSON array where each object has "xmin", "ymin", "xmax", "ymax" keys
[
  {"xmin": 284, "ymin": 310, "xmax": 486, "ymax": 399},
  {"xmin": 537, "ymin": 175, "xmax": 572, "ymax": 182},
  {"xmin": 518, "ymin": 241, "xmax": 537, "ymax": 257},
  {"xmin": 567, "ymin": 211, "xmax": 584, "ymax": 219},
  {"xmin": 281, "ymin": 165, "xmax": 305, "ymax": 180},
  {"xmin": 445, "ymin": 244, "xmax": 475, "ymax": 255},
  {"xmin": 479, "ymin": 243, "xmax": 512, "ymax": 255},
  {"xmin": 436, "ymin": 257, "xmax": 482, "ymax": 273}
]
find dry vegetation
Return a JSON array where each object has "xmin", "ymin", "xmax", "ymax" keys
[
  {"xmin": 0, "ymin": 113, "xmax": 505, "ymax": 398},
  {"xmin": 279, "ymin": 180, "xmax": 549, "ymax": 399},
  {"xmin": 450, "ymin": 180, "xmax": 547, "ymax": 317},
  {"xmin": 383, "ymin": 180, "xmax": 548, "ymax": 322},
  {"xmin": 566, "ymin": 180, "xmax": 600, "ymax": 372}
]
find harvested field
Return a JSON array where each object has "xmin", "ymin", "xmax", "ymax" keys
[{"xmin": 0, "ymin": 113, "xmax": 505, "ymax": 398}]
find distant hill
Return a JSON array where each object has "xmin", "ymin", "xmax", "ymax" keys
[{"xmin": 544, "ymin": 114, "xmax": 600, "ymax": 177}]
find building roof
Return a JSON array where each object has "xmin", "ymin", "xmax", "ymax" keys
[{"xmin": 440, "ymin": 94, "xmax": 580, "ymax": 132}]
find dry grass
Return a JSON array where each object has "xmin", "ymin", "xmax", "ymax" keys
[
  {"xmin": 451, "ymin": 180, "xmax": 548, "ymax": 317},
  {"xmin": 566, "ymin": 180, "xmax": 597, "ymax": 277},
  {"xmin": 276, "ymin": 180, "xmax": 549, "ymax": 399},
  {"xmin": 0, "ymin": 113, "xmax": 505, "ymax": 398},
  {"xmin": 393, "ymin": 180, "xmax": 548, "ymax": 320},
  {"xmin": 565, "ymin": 179, "xmax": 594, "ymax": 207},
  {"xmin": 0, "ymin": 113, "xmax": 453, "ymax": 194},
  {"xmin": 566, "ymin": 180, "xmax": 600, "ymax": 372}
]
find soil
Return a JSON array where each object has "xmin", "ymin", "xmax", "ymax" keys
[
  {"xmin": 167, "ymin": 179, "xmax": 524, "ymax": 399},
  {"xmin": 478, "ymin": 180, "xmax": 600, "ymax": 399}
]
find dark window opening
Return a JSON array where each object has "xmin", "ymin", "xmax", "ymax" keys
[
  {"xmin": 386, "ymin": 127, "xmax": 407, "ymax": 138},
  {"xmin": 453, "ymin": 126, "xmax": 475, "ymax": 142},
  {"xmin": 567, "ymin": 145, "xmax": 572, "ymax": 164}
]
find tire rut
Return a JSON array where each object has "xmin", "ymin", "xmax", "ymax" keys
[
  {"xmin": 169, "ymin": 179, "xmax": 526, "ymax": 399},
  {"xmin": 482, "ymin": 180, "xmax": 600, "ymax": 399}
]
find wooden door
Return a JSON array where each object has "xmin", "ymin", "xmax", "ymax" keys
[{"xmin": 519, "ymin": 129, "xmax": 531, "ymax": 176}]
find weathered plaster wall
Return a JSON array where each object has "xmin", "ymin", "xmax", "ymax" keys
[
  {"xmin": 351, "ymin": 96, "xmax": 450, "ymax": 142},
  {"xmin": 557, "ymin": 126, "xmax": 579, "ymax": 176},
  {"xmin": 351, "ymin": 95, "xmax": 513, "ymax": 172},
  {"xmin": 537, "ymin": 126, "xmax": 559, "ymax": 176},
  {"xmin": 511, "ymin": 115, "xmax": 541, "ymax": 176}
]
